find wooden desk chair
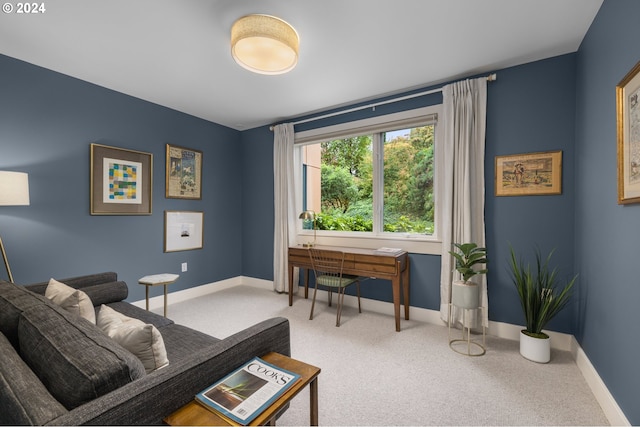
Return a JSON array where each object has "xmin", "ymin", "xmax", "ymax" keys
[{"xmin": 308, "ymin": 248, "xmax": 362, "ymax": 327}]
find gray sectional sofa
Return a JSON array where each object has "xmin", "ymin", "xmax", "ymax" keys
[{"xmin": 0, "ymin": 272, "xmax": 291, "ymax": 425}]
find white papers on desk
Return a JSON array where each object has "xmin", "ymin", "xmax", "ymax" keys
[{"xmin": 374, "ymin": 247, "xmax": 403, "ymax": 255}]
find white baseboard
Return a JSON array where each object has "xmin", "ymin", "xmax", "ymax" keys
[
  {"xmin": 571, "ymin": 337, "xmax": 630, "ymax": 426},
  {"xmin": 130, "ymin": 276, "xmax": 244, "ymax": 310},
  {"xmin": 132, "ymin": 276, "xmax": 628, "ymax": 426}
]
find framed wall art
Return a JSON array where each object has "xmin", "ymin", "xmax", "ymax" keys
[
  {"xmin": 164, "ymin": 211, "xmax": 204, "ymax": 252},
  {"xmin": 616, "ymin": 60, "xmax": 640, "ymax": 204},
  {"xmin": 90, "ymin": 143, "xmax": 153, "ymax": 215},
  {"xmin": 166, "ymin": 144, "xmax": 202, "ymax": 200},
  {"xmin": 495, "ymin": 150, "xmax": 562, "ymax": 196}
]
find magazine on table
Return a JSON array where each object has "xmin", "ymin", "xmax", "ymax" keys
[{"xmin": 195, "ymin": 357, "xmax": 300, "ymax": 425}]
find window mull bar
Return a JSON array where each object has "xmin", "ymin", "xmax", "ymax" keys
[{"xmin": 269, "ymin": 73, "xmax": 497, "ymax": 131}]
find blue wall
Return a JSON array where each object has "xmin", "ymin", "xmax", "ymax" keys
[
  {"xmin": 240, "ymin": 54, "xmax": 579, "ymax": 323},
  {"xmin": 239, "ymin": 89, "xmax": 446, "ymax": 307},
  {"xmin": 486, "ymin": 54, "xmax": 578, "ymax": 333},
  {"xmin": 240, "ymin": 126, "xmax": 275, "ymax": 280},
  {"xmin": 0, "ymin": 54, "xmax": 243, "ymax": 302},
  {"xmin": 0, "ymin": 39, "xmax": 579, "ymax": 323},
  {"xmin": 574, "ymin": 0, "xmax": 640, "ymax": 423},
  {"xmin": 3, "ymin": 2, "xmax": 639, "ymax": 420}
]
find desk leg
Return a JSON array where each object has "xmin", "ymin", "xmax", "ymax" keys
[
  {"xmin": 288, "ymin": 263, "xmax": 294, "ymax": 306},
  {"xmin": 304, "ymin": 268, "xmax": 310, "ymax": 299},
  {"xmin": 403, "ymin": 257, "xmax": 410, "ymax": 320},
  {"xmin": 392, "ymin": 272, "xmax": 401, "ymax": 332},
  {"xmin": 310, "ymin": 376, "xmax": 318, "ymax": 426}
]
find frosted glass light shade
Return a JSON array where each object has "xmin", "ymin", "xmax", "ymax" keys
[
  {"xmin": 231, "ymin": 14, "xmax": 299, "ymax": 75},
  {"xmin": 0, "ymin": 171, "xmax": 30, "ymax": 206}
]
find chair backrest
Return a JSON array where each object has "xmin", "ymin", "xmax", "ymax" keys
[{"xmin": 308, "ymin": 249, "xmax": 345, "ymax": 280}]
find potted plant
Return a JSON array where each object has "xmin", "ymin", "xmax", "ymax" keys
[
  {"xmin": 449, "ymin": 243, "xmax": 488, "ymax": 309},
  {"xmin": 508, "ymin": 246, "xmax": 577, "ymax": 363}
]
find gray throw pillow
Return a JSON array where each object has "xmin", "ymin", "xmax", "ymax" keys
[{"xmin": 18, "ymin": 303, "xmax": 146, "ymax": 410}]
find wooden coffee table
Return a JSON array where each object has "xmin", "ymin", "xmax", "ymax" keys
[{"xmin": 164, "ymin": 352, "xmax": 321, "ymax": 426}]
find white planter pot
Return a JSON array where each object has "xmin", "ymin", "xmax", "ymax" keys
[
  {"xmin": 519, "ymin": 330, "xmax": 550, "ymax": 363},
  {"xmin": 451, "ymin": 280, "xmax": 479, "ymax": 309}
]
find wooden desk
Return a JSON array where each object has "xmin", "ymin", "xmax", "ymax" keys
[
  {"xmin": 288, "ymin": 245, "xmax": 410, "ymax": 331},
  {"xmin": 164, "ymin": 352, "xmax": 320, "ymax": 426}
]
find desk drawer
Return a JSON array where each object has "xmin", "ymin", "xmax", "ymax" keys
[
  {"xmin": 289, "ymin": 250, "xmax": 312, "ymax": 267},
  {"xmin": 353, "ymin": 261, "xmax": 397, "ymax": 275},
  {"xmin": 289, "ymin": 247, "xmax": 406, "ymax": 276}
]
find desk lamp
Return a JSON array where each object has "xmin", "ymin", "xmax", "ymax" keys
[
  {"xmin": 298, "ymin": 210, "xmax": 317, "ymax": 247},
  {"xmin": 0, "ymin": 171, "xmax": 30, "ymax": 283}
]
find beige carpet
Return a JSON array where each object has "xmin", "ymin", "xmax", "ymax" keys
[{"xmin": 167, "ymin": 285, "xmax": 609, "ymax": 426}]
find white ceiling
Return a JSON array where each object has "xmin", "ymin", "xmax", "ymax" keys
[{"xmin": 0, "ymin": 0, "xmax": 603, "ymax": 131}]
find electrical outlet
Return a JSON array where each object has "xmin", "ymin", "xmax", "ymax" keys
[{"xmin": 181, "ymin": 262, "xmax": 188, "ymax": 272}]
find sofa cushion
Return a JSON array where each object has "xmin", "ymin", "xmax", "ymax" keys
[
  {"xmin": 106, "ymin": 300, "xmax": 174, "ymax": 329},
  {"xmin": 45, "ymin": 278, "xmax": 96, "ymax": 323},
  {"xmin": 97, "ymin": 304, "xmax": 169, "ymax": 373},
  {"xmin": 18, "ymin": 303, "xmax": 146, "ymax": 410},
  {"xmin": 24, "ymin": 272, "xmax": 119, "ymax": 295},
  {"xmin": 159, "ymin": 323, "xmax": 221, "ymax": 362},
  {"xmin": 82, "ymin": 280, "xmax": 129, "ymax": 305},
  {"xmin": 27, "ymin": 277, "xmax": 129, "ymax": 307},
  {"xmin": 0, "ymin": 280, "xmax": 50, "ymax": 350},
  {"xmin": 0, "ymin": 331, "xmax": 67, "ymax": 425}
]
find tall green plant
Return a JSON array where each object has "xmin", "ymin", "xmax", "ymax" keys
[
  {"xmin": 508, "ymin": 246, "xmax": 577, "ymax": 338},
  {"xmin": 449, "ymin": 243, "xmax": 488, "ymax": 282}
]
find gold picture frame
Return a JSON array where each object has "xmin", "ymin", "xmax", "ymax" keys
[
  {"xmin": 616, "ymin": 60, "xmax": 640, "ymax": 204},
  {"xmin": 495, "ymin": 150, "xmax": 562, "ymax": 196},
  {"xmin": 90, "ymin": 143, "xmax": 153, "ymax": 215},
  {"xmin": 166, "ymin": 144, "xmax": 202, "ymax": 199}
]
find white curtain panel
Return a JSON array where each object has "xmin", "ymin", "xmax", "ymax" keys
[
  {"xmin": 273, "ymin": 123, "xmax": 300, "ymax": 293},
  {"xmin": 439, "ymin": 77, "xmax": 488, "ymax": 328}
]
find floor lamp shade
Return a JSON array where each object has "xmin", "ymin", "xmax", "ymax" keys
[
  {"xmin": 0, "ymin": 171, "xmax": 30, "ymax": 283},
  {"xmin": 0, "ymin": 171, "xmax": 30, "ymax": 206}
]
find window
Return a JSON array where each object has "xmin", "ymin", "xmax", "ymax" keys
[{"xmin": 295, "ymin": 106, "xmax": 442, "ymax": 254}]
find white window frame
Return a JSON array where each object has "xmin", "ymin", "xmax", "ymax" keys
[{"xmin": 294, "ymin": 105, "xmax": 443, "ymax": 255}]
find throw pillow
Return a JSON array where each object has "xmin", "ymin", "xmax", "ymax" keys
[
  {"xmin": 18, "ymin": 304, "xmax": 146, "ymax": 410},
  {"xmin": 97, "ymin": 304, "xmax": 169, "ymax": 373},
  {"xmin": 45, "ymin": 278, "xmax": 96, "ymax": 324}
]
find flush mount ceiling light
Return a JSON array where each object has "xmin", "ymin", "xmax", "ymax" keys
[{"xmin": 231, "ymin": 14, "xmax": 299, "ymax": 75}]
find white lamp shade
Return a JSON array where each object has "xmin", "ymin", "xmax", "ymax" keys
[
  {"xmin": 231, "ymin": 14, "xmax": 299, "ymax": 75},
  {"xmin": 0, "ymin": 171, "xmax": 30, "ymax": 206}
]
